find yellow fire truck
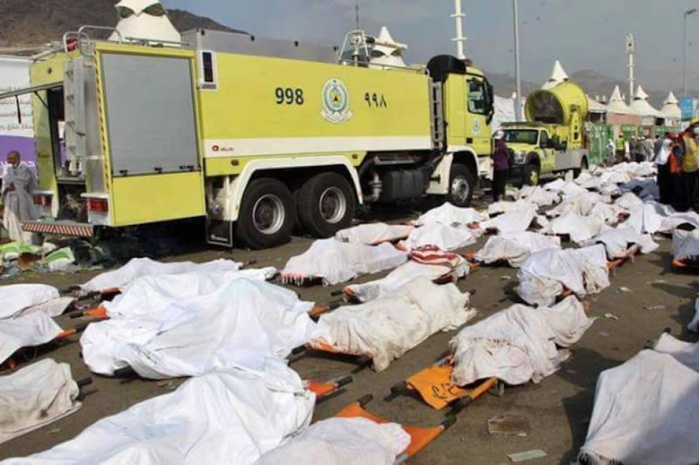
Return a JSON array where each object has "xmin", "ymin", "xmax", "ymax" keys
[{"xmin": 0, "ymin": 27, "xmax": 494, "ymax": 249}]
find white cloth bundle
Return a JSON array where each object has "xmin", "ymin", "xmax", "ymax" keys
[
  {"xmin": 475, "ymin": 231, "xmax": 561, "ymax": 268},
  {"xmin": 81, "ymin": 278, "xmax": 316, "ymax": 379},
  {"xmin": 3, "ymin": 359, "xmax": 315, "ymax": 465},
  {"xmin": 0, "ymin": 359, "xmax": 81, "ymax": 445},
  {"xmin": 254, "ymin": 418, "xmax": 410, "ymax": 465},
  {"xmin": 517, "ymin": 245, "xmax": 610, "ymax": 307},
  {"xmin": 586, "ymin": 227, "xmax": 659, "ymax": 259},
  {"xmin": 281, "ymin": 239, "xmax": 407, "ymax": 286},
  {"xmin": 0, "ymin": 284, "xmax": 72, "ymax": 320},
  {"xmin": 309, "ymin": 277, "xmax": 476, "ymax": 372},
  {"xmin": 542, "ymin": 212, "xmax": 608, "ymax": 244},
  {"xmin": 397, "ymin": 223, "xmax": 480, "ymax": 252},
  {"xmin": 416, "ymin": 203, "xmax": 488, "ymax": 226},
  {"xmin": 0, "ymin": 313, "xmax": 63, "ymax": 365},
  {"xmin": 450, "ymin": 296, "xmax": 593, "ymax": 386},
  {"xmin": 81, "ymin": 258, "xmax": 242, "ymax": 292},
  {"xmin": 335, "ymin": 223, "xmax": 414, "ymax": 245},
  {"xmin": 578, "ymin": 348, "xmax": 699, "ymax": 465}
]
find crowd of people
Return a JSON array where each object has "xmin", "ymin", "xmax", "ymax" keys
[{"xmin": 605, "ymin": 119, "xmax": 699, "ymax": 212}]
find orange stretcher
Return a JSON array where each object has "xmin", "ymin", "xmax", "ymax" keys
[
  {"xmin": 386, "ymin": 354, "xmax": 502, "ymax": 412},
  {"xmin": 335, "ymin": 395, "xmax": 457, "ymax": 464},
  {"xmin": 305, "ymin": 375, "xmax": 353, "ymax": 403}
]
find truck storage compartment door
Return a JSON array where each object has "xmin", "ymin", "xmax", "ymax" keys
[{"xmin": 100, "ymin": 51, "xmax": 205, "ymax": 226}]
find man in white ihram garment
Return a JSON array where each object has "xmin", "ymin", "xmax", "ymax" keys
[{"xmin": 2, "ymin": 151, "xmax": 38, "ymax": 244}]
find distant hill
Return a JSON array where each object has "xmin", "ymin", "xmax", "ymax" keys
[
  {"xmin": 0, "ymin": 0, "xmax": 244, "ymax": 49},
  {"xmin": 488, "ymin": 68, "xmax": 694, "ymax": 108}
]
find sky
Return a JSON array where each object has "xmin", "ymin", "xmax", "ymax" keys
[{"xmin": 163, "ymin": 0, "xmax": 699, "ymax": 92}]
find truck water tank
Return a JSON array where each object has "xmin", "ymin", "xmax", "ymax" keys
[{"xmin": 525, "ymin": 81, "xmax": 589, "ymax": 125}]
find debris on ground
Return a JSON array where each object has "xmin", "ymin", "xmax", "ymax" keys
[
  {"xmin": 507, "ymin": 449, "xmax": 547, "ymax": 462},
  {"xmin": 487, "ymin": 415, "xmax": 530, "ymax": 437}
]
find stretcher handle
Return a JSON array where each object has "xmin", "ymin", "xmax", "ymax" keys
[
  {"xmin": 330, "ymin": 290, "xmax": 344, "ymax": 297},
  {"xmin": 60, "ymin": 285, "xmax": 81, "ymax": 294},
  {"xmin": 76, "ymin": 377, "xmax": 93, "ymax": 389},
  {"xmin": 441, "ymin": 415, "xmax": 457, "ymax": 430},
  {"xmin": 357, "ymin": 394, "xmax": 374, "ymax": 408},
  {"xmin": 335, "ymin": 375, "xmax": 353, "ymax": 388}
]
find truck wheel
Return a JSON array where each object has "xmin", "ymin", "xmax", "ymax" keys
[
  {"xmin": 448, "ymin": 163, "xmax": 475, "ymax": 207},
  {"xmin": 523, "ymin": 163, "xmax": 540, "ymax": 186},
  {"xmin": 297, "ymin": 172, "xmax": 356, "ymax": 238},
  {"xmin": 235, "ymin": 178, "xmax": 294, "ymax": 250},
  {"xmin": 573, "ymin": 157, "xmax": 589, "ymax": 178}
]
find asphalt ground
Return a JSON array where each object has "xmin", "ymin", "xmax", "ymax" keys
[{"xmin": 1, "ymin": 195, "xmax": 697, "ymax": 464}]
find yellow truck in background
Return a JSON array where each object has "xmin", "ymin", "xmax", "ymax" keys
[
  {"xmin": 0, "ymin": 27, "xmax": 494, "ymax": 249},
  {"xmin": 503, "ymin": 80, "xmax": 590, "ymax": 186}
]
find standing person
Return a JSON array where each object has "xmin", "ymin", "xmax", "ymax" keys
[
  {"xmin": 492, "ymin": 130, "xmax": 509, "ymax": 202},
  {"xmin": 640, "ymin": 136, "xmax": 654, "ymax": 163},
  {"xmin": 653, "ymin": 134, "xmax": 664, "ymax": 161},
  {"xmin": 606, "ymin": 139, "xmax": 616, "ymax": 165},
  {"xmin": 1, "ymin": 151, "xmax": 38, "ymax": 243},
  {"xmin": 628, "ymin": 137, "xmax": 637, "ymax": 163},
  {"xmin": 655, "ymin": 134, "xmax": 673, "ymax": 204},
  {"xmin": 615, "ymin": 133, "xmax": 625, "ymax": 163},
  {"xmin": 670, "ymin": 134, "xmax": 686, "ymax": 210},
  {"xmin": 681, "ymin": 124, "xmax": 699, "ymax": 211}
]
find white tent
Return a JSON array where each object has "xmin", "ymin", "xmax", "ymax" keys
[
  {"xmin": 606, "ymin": 85, "xmax": 636, "ymax": 115},
  {"xmin": 542, "ymin": 60, "xmax": 569, "ymax": 90},
  {"xmin": 369, "ymin": 27, "xmax": 407, "ymax": 69},
  {"xmin": 491, "ymin": 95, "xmax": 516, "ymax": 130},
  {"xmin": 661, "ymin": 91, "xmax": 682, "ymax": 123},
  {"xmin": 629, "ymin": 85, "xmax": 663, "ymax": 118},
  {"xmin": 587, "ymin": 95, "xmax": 607, "ymax": 114},
  {"xmin": 109, "ymin": 0, "xmax": 181, "ymax": 44}
]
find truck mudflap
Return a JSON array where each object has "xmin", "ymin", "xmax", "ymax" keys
[{"xmin": 23, "ymin": 221, "xmax": 95, "ymax": 238}]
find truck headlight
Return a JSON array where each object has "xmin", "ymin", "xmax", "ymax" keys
[{"xmin": 514, "ymin": 151, "xmax": 525, "ymax": 164}]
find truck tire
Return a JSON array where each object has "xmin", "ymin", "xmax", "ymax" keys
[
  {"xmin": 447, "ymin": 163, "xmax": 475, "ymax": 207},
  {"xmin": 573, "ymin": 157, "xmax": 588, "ymax": 178},
  {"xmin": 523, "ymin": 163, "xmax": 540, "ymax": 187},
  {"xmin": 297, "ymin": 172, "xmax": 356, "ymax": 238},
  {"xmin": 235, "ymin": 178, "xmax": 295, "ymax": 250}
]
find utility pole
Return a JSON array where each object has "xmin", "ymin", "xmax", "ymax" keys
[
  {"xmin": 452, "ymin": 0, "xmax": 466, "ymax": 60},
  {"xmin": 684, "ymin": 8, "xmax": 697, "ymax": 97},
  {"xmin": 355, "ymin": 2, "xmax": 360, "ymax": 30},
  {"xmin": 626, "ymin": 33, "xmax": 635, "ymax": 105},
  {"xmin": 513, "ymin": 0, "xmax": 523, "ymax": 121}
]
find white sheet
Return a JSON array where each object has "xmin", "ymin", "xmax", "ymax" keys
[
  {"xmin": 672, "ymin": 227, "xmax": 699, "ymax": 260},
  {"xmin": 416, "ymin": 203, "xmax": 488, "ymax": 226},
  {"xmin": 0, "ymin": 313, "xmax": 63, "ymax": 365},
  {"xmin": 621, "ymin": 201, "xmax": 674, "ymax": 235},
  {"xmin": 513, "ymin": 186, "xmax": 560, "ymax": 207},
  {"xmin": 481, "ymin": 208, "xmax": 536, "ymax": 234},
  {"xmin": 0, "ymin": 359, "xmax": 81, "ymax": 445},
  {"xmin": 586, "ymin": 227, "xmax": 659, "ymax": 259},
  {"xmin": 81, "ymin": 278, "xmax": 316, "ymax": 379},
  {"xmin": 0, "ymin": 284, "xmax": 62, "ymax": 319},
  {"xmin": 309, "ymin": 277, "xmax": 476, "ymax": 372},
  {"xmin": 450, "ymin": 296, "xmax": 593, "ymax": 386},
  {"xmin": 344, "ymin": 253, "xmax": 469, "ymax": 302},
  {"xmin": 578, "ymin": 350, "xmax": 699, "ymax": 465},
  {"xmin": 654, "ymin": 333, "xmax": 699, "ymax": 371},
  {"xmin": 103, "ymin": 268, "xmax": 278, "ymax": 319},
  {"xmin": 546, "ymin": 193, "xmax": 611, "ymax": 218},
  {"xmin": 81, "ymin": 258, "xmax": 242, "ymax": 292},
  {"xmin": 3, "ymin": 359, "xmax": 315, "ymax": 465},
  {"xmin": 517, "ymin": 245, "xmax": 610, "ymax": 307},
  {"xmin": 335, "ymin": 223, "xmax": 414, "ymax": 245},
  {"xmin": 542, "ymin": 212, "xmax": 608, "ymax": 244},
  {"xmin": 475, "ymin": 231, "xmax": 561, "ymax": 268},
  {"xmin": 397, "ymin": 223, "xmax": 480, "ymax": 252},
  {"xmin": 487, "ymin": 199, "xmax": 538, "ymax": 216},
  {"xmin": 254, "ymin": 418, "xmax": 410, "ymax": 465},
  {"xmin": 614, "ymin": 192, "xmax": 644, "ymax": 211},
  {"xmin": 281, "ymin": 239, "xmax": 407, "ymax": 286}
]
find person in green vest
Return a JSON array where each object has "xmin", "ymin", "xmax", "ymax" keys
[
  {"xmin": 615, "ymin": 133, "xmax": 625, "ymax": 164},
  {"xmin": 680, "ymin": 119, "xmax": 699, "ymax": 210}
]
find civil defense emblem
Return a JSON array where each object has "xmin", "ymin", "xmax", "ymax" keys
[{"xmin": 321, "ymin": 78, "xmax": 353, "ymax": 123}]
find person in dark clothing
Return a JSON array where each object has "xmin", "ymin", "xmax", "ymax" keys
[
  {"xmin": 492, "ymin": 130, "xmax": 509, "ymax": 202},
  {"xmin": 654, "ymin": 134, "xmax": 673, "ymax": 205}
]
